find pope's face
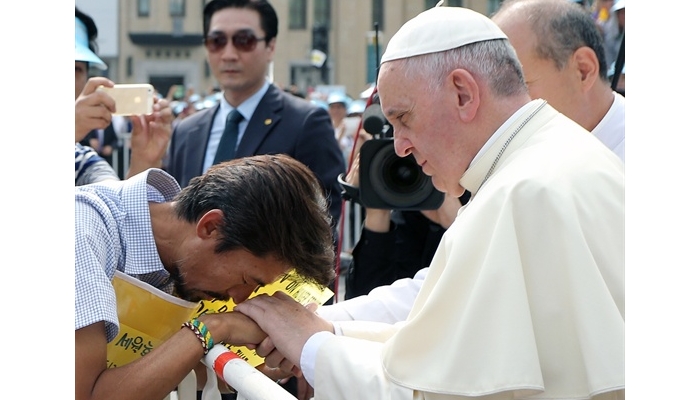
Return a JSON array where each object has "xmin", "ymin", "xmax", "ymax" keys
[{"xmin": 377, "ymin": 63, "xmax": 473, "ymax": 198}]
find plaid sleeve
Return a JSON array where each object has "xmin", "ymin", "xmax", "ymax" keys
[{"xmin": 74, "ymin": 190, "xmax": 121, "ymax": 342}]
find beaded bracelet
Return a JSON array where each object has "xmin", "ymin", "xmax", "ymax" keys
[{"xmin": 182, "ymin": 318, "xmax": 215, "ymax": 354}]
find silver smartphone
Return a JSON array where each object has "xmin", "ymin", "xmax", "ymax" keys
[{"xmin": 97, "ymin": 84, "xmax": 154, "ymax": 116}]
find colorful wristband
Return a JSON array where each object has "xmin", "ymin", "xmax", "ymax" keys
[
  {"xmin": 182, "ymin": 318, "xmax": 214, "ymax": 354},
  {"xmin": 192, "ymin": 318, "xmax": 215, "ymax": 350}
]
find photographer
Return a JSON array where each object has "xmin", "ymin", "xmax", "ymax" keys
[
  {"xmin": 338, "ymin": 98, "xmax": 469, "ymax": 299},
  {"xmin": 343, "ymin": 145, "xmax": 467, "ymax": 299},
  {"xmin": 75, "ymin": 7, "xmax": 172, "ymax": 186}
]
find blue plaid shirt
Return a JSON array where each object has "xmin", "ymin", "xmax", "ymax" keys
[{"xmin": 75, "ymin": 169, "xmax": 181, "ymax": 342}]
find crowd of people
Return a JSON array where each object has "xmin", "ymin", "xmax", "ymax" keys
[{"xmin": 75, "ymin": 0, "xmax": 625, "ymax": 399}]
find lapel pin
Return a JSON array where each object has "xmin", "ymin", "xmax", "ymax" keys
[{"xmin": 264, "ymin": 119, "xmax": 272, "ymax": 125}]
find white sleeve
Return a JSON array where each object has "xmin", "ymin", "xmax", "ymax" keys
[
  {"xmin": 317, "ymin": 268, "xmax": 427, "ymax": 324},
  {"xmin": 311, "ymin": 334, "xmax": 415, "ymax": 400}
]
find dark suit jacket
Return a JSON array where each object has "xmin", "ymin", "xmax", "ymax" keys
[{"xmin": 165, "ymin": 84, "xmax": 345, "ymax": 227}]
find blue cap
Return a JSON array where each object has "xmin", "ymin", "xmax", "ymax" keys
[
  {"xmin": 327, "ymin": 92, "xmax": 350, "ymax": 108},
  {"xmin": 75, "ymin": 17, "xmax": 107, "ymax": 70},
  {"xmin": 347, "ymin": 99, "xmax": 366, "ymax": 116}
]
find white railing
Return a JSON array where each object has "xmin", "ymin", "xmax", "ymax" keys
[
  {"xmin": 202, "ymin": 345, "xmax": 296, "ymax": 400},
  {"xmin": 167, "ymin": 345, "xmax": 296, "ymax": 400}
]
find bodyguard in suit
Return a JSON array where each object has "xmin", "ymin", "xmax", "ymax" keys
[{"xmin": 166, "ymin": 0, "xmax": 344, "ymax": 229}]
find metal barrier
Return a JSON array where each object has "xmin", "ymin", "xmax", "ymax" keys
[
  {"xmin": 107, "ymin": 138, "xmax": 132, "ymax": 180},
  {"xmin": 341, "ymin": 200, "xmax": 363, "ymax": 254}
]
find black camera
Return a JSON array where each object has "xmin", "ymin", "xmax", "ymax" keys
[{"xmin": 345, "ymin": 100, "xmax": 444, "ymax": 210}]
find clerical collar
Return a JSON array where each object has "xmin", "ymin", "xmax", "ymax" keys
[
  {"xmin": 470, "ymin": 100, "xmax": 537, "ymax": 168},
  {"xmin": 458, "ymin": 99, "xmax": 548, "ymax": 199}
]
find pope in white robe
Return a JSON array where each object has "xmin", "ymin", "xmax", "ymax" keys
[{"xmin": 236, "ymin": 5, "xmax": 624, "ymax": 400}]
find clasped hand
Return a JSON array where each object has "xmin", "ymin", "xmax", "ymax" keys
[{"xmin": 236, "ymin": 292, "xmax": 334, "ymax": 378}]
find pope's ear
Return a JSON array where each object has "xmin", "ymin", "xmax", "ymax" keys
[
  {"xmin": 196, "ymin": 209, "xmax": 224, "ymax": 239},
  {"xmin": 450, "ymin": 69, "xmax": 480, "ymax": 122},
  {"xmin": 572, "ymin": 46, "xmax": 599, "ymax": 91}
]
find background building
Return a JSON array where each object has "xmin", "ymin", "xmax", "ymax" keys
[{"xmin": 77, "ymin": 0, "xmax": 502, "ymax": 101}]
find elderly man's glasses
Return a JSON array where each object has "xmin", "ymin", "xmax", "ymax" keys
[{"xmin": 204, "ymin": 29, "xmax": 265, "ymax": 53}]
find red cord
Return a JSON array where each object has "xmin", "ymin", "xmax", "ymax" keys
[{"xmin": 332, "ymin": 90, "xmax": 378, "ymax": 302}]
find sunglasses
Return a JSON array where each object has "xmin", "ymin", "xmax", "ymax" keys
[{"xmin": 204, "ymin": 29, "xmax": 266, "ymax": 53}]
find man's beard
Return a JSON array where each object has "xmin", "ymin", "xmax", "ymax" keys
[
  {"xmin": 170, "ymin": 262, "xmax": 197, "ymax": 302},
  {"xmin": 171, "ymin": 260, "xmax": 229, "ymax": 302}
]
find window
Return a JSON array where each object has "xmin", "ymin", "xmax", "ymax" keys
[
  {"xmin": 173, "ymin": 17, "xmax": 184, "ymax": 35},
  {"xmin": 314, "ymin": 0, "xmax": 331, "ymax": 28},
  {"xmin": 138, "ymin": 0, "xmax": 150, "ymax": 17},
  {"xmin": 127, "ymin": 56, "xmax": 133, "ymax": 77},
  {"xmin": 371, "ymin": 0, "xmax": 384, "ymax": 31},
  {"xmin": 170, "ymin": 0, "xmax": 185, "ymax": 17},
  {"xmin": 289, "ymin": 0, "xmax": 307, "ymax": 30}
]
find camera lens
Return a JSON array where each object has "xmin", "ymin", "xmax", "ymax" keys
[
  {"xmin": 367, "ymin": 143, "xmax": 435, "ymax": 208},
  {"xmin": 383, "ymin": 157, "xmax": 424, "ymax": 194}
]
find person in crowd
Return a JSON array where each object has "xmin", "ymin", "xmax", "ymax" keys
[
  {"xmin": 165, "ymin": 0, "xmax": 344, "ymax": 233},
  {"xmin": 74, "ymin": 7, "xmax": 120, "ymax": 185},
  {"xmin": 75, "ymin": 7, "xmax": 172, "ymax": 185},
  {"xmin": 326, "ymin": 92, "xmax": 359, "ymax": 165},
  {"xmin": 340, "ymin": 99, "xmax": 367, "ymax": 161},
  {"xmin": 493, "ymin": 0, "xmax": 624, "ymax": 161},
  {"xmin": 601, "ymin": 0, "xmax": 624, "ymax": 73},
  {"xmin": 327, "ymin": 92, "xmax": 349, "ymax": 139},
  {"xmin": 236, "ymin": 5, "xmax": 624, "ymax": 399},
  {"xmin": 75, "ymin": 154, "xmax": 336, "ymax": 400}
]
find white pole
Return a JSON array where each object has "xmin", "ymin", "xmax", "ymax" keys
[{"xmin": 202, "ymin": 345, "xmax": 296, "ymax": 400}]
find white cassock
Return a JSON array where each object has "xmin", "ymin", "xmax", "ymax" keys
[{"xmin": 310, "ymin": 100, "xmax": 625, "ymax": 400}]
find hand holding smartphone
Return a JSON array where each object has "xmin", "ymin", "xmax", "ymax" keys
[{"xmin": 97, "ymin": 84, "xmax": 154, "ymax": 116}]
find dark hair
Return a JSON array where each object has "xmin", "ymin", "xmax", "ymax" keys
[
  {"xmin": 173, "ymin": 154, "xmax": 336, "ymax": 286},
  {"xmin": 75, "ymin": 7, "xmax": 99, "ymax": 53},
  {"xmin": 499, "ymin": 0, "xmax": 608, "ymax": 80},
  {"xmin": 202, "ymin": 0, "xmax": 278, "ymax": 44}
]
